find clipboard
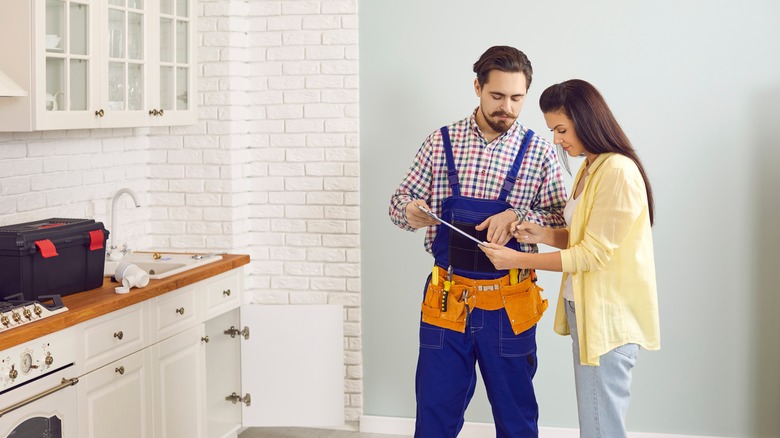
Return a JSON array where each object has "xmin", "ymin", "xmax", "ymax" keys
[{"xmin": 417, "ymin": 205, "xmax": 486, "ymax": 246}]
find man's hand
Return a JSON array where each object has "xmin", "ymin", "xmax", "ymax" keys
[
  {"xmin": 475, "ymin": 210, "xmax": 517, "ymax": 245},
  {"xmin": 405, "ymin": 200, "xmax": 439, "ymax": 229}
]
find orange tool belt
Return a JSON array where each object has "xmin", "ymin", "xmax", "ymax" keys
[{"xmin": 421, "ymin": 265, "xmax": 548, "ymax": 334}]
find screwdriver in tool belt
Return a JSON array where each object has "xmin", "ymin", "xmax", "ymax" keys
[{"xmin": 441, "ymin": 266, "xmax": 453, "ymax": 312}]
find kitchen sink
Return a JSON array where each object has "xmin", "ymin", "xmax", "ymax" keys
[{"xmin": 104, "ymin": 252, "xmax": 223, "ymax": 280}]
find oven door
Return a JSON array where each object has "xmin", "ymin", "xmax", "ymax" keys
[{"xmin": 0, "ymin": 366, "xmax": 79, "ymax": 438}]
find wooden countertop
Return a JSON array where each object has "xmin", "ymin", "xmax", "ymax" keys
[{"xmin": 0, "ymin": 253, "xmax": 250, "ymax": 351}]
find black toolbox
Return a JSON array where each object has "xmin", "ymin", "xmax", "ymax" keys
[{"xmin": 0, "ymin": 218, "xmax": 109, "ymax": 301}]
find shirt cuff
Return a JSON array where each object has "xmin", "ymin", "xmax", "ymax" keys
[{"xmin": 560, "ymin": 248, "xmax": 575, "ymax": 273}]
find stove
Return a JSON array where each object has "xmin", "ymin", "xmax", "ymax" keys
[{"xmin": 0, "ymin": 294, "xmax": 68, "ymax": 333}]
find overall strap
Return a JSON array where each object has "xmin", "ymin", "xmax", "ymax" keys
[
  {"xmin": 498, "ymin": 129, "xmax": 534, "ymax": 202},
  {"xmin": 440, "ymin": 127, "xmax": 460, "ymax": 197}
]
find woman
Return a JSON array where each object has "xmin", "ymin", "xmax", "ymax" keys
[{"xmin": 480, "ymin": 79, "xmax": 660, "ymax": 437}]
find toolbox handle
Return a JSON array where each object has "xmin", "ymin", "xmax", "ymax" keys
[
  {"xmin": 89, "ymin": 230, "xmax": 105, "ymax": 251},
  {"xmin": 34, "ymin": 239, "xmax": 59, "ymax": 258}
]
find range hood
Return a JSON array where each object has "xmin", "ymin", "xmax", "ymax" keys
[{"xmin": 0, "ymin": 69, "xmax": 28, "ymax": 97}]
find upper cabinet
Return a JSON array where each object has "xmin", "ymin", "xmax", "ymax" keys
[{"xmin": 0, "ymin": 0, "xmax": 196, "ymax": 132}]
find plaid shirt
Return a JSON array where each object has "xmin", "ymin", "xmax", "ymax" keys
[{"xmin": 390, "ymin": 109, "xmax": 567, "ymax": 254}]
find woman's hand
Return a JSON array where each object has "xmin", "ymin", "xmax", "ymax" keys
[
  {"xmin": 513, "ymin": 221, "xmax": 547, "ymax": 245},
  {"xmin": 479, "ymin": 242, "xmax": 524, "ymax": 270}
]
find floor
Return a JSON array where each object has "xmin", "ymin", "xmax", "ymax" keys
[{"xmin": 238, "ymin": 427, "xmax": 409, "ymax": 438}]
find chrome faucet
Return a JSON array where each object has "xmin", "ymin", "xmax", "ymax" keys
[{"xmin": 109, "ymin": 188, "xmax": 141, "ymax": 258}]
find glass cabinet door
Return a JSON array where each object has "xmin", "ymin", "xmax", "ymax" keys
[
  {"xmin": 45, "ymin": 0, "xmax": 90, "ymax": 113},
  {"xmin": 106, "ymin": 0, "xmax": 146, "ymax": 115},
  {"xmin": 158, "ymin": 0, "xmax": 191, "ymax": 115}
]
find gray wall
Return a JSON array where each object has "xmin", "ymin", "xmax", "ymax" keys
[{"xmin": 359, "ymin": 1, "xmax": 780, "ymax": 436}]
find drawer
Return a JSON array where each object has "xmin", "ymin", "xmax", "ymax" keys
[
  {"xmin": 204, "ymin": 269, "xmax": 242, "ymax": 319},
  {"xmin": 152, "ymin": 285, "xmax": 199, "ymax": 342},
  {"xmin": 83, "ymin": 303, "xmax": 146, "ymax": 372}
]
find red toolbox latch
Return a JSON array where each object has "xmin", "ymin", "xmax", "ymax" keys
[
  {"xmin": 34, "ymin": 239, "xmax": 59, "ymax": 258},
  {"xmin": 89, "ymin": 229, "xmax": 105, "ymax": 251}
]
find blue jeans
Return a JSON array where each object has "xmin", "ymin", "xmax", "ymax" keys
[
  {"xmin": 565, "ymin": 300, "xmax": 639, "ymax": 438},
  {"xmin": 415, "ymin": 308, "xmax": 539, "ymax": 438}
]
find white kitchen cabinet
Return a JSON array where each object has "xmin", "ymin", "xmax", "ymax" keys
[
  {"xmin": 0, "ymin": 0, "xmax": 196, "ymax": 131},
  {"xmin": 79, "ymin": 348, "xmax": 154, "ymax": 438},
  {"xmin": 6, "ymin": 263, "xmax": 344, "ymax": 438},
  {"xmin": 204, "ymin": 309, "xmax": 242, "ymax": 438},
  {"xmin": 151, "ymin": 324, "xmax": 207, "ymax": 438},
  {"xmin": 201, "ymin": 270, "xmax": 345, "ymax": 437}
]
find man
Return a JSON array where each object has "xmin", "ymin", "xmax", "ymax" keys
[{"xmin": 388, "ymin": 45, "xmax": 567, "ymax": 437}]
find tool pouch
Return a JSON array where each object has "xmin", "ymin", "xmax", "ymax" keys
[
  {"xmin": 500, "ymin": 278, "xmax": 548, "ymax": 335},
  {"xmin": 421, "ymin": 281, "xmax": 469, "ymax": 333}
]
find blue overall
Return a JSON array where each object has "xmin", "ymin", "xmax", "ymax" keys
[{"xmin": 415, "ymin": 127, "xmax": 539, "ymax": 438}]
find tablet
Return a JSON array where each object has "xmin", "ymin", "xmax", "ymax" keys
[{"xmin": 417, "ymin": 205, "xmax": 486, "ymax": 246}]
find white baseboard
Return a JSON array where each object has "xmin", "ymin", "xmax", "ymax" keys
[{"xmin": 359, "ymin": 415, "xmax": 730, "ymax": 438}]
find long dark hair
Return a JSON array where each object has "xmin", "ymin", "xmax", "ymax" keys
[{"xmin": 539, "ymin": 79, "xmax": 655, "ymax": 225}]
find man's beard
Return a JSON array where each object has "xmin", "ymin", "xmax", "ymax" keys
[{"xmin": 482, "ymin": 108, "xmax": 516, "ymax": 134}]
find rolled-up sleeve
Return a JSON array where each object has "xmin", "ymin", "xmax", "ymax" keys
[{"xmin": 560, "ymin": 164, "xmax": 647, "ymax": 273}]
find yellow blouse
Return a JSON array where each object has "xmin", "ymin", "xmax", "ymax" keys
[{"xmin": 556, "ymin": 153, "xmax": 661, "ymax": 366}]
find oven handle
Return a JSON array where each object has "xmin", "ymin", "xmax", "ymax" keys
[{"xmin": 0, "ymin": 377, "xmax": 79, "ymax": 419}]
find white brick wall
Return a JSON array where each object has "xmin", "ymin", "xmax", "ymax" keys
[
  {"xmin": 0, "ymin": 130, "xmax": 152, "ymax": 249},
  {"xmin": 0, "ymin": 0, "xmax": 361, "ymax": 428},
  {"xmin": 188, "ymin": 0, "xmax": 363, "ymax": 427}
]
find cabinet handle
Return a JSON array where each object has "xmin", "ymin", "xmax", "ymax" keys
[
  {"xmin": 115, "ymin": 366, "xmax": 125, "ymax": 375},
  {"xmin": 95, "ymin": 109, "xmax": 105, "ymax": 117},
  {"xmin": 201, "ymin": 336, "xmax": 209, "ymax": 343},
  {"xmin": 114, "ymin": 331, "xmax": 124, "ymax": 340},
  {"xmin": 223, "ymin": 289, "xmax": 231, "ymax": 297},
  {"xmin": 176, "ymin": 307, "xmax": 185, "ymax": 315}
]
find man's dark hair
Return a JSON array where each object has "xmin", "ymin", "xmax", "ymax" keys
[{"xmin": 473, "ymin": 46, "xmax": 533, "ymax": 90}]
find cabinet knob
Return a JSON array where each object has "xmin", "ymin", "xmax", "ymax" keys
[
  {"xmin": 201, "ymin": 336, "xmax": 209, "ymax": 343},
  {"xmin": 95, "ymin": 109, "xmax": 105, "ymax": 117},
  {"xmin": 149, "ymin": 109, "xmax": 159, "ymax": 116},
  {"xmin": 176, "ymin": 307, "xmax": 185, "ymax": 315},
  {"xmin": 158, "ymin": 109, "xmax": 164, "ymax": 116},
  {"xmin": 114, "ymin": 331, "xmax": 124, "ymax": 340},
  {"xmin": 223, "ymin": 289, "xmax": 231, "ymax": 297},
  {"xmin": 115, "ymin": 366, "xmax": 125, "ymax": 375}
]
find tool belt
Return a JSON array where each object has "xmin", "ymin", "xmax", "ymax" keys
[{"xmin": 421, "ymin": 265, "xmax": 548, "ymax": 334}]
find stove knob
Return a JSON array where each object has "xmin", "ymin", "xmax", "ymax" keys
[
  {"xmin": 34, "ymin": 305, "xmax": 43, "ymax": 316},
  {"xmin": 12, "ymin": 311, "xmax": 21, "ymax": 323},
  {"xmin": 1, "ymin": 315, "xmax": 9, "ymax": 326},
  {"xmin": 45, "ymin": 353, "xmax": 54, "ymax": 366},
  {"xmin": 6, "ymin": 365, "xmax": 18, "ymax": 381},
  {"xmin": 23, "ymin": 308, "xmax": 32, "ymax": 320}
]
